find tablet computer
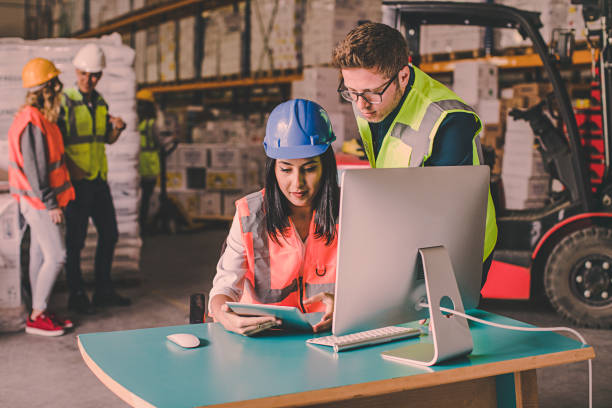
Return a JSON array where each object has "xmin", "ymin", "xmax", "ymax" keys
[{"xmin": 226, "ymin": 302, "xmax": 323, "ymax": 331}]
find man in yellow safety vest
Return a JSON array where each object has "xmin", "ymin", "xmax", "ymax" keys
[
  {"xmin": 332, "ymin": 22, "xmax": 497, "ymax": 287},
  {"xmin": 58, "ymin": 43, "xmax": 131, "ymax": 315}
]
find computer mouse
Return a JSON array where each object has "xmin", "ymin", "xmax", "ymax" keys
[{"xmin": 166, "ymin": 333, "xmax": 200, "ymax": 348}]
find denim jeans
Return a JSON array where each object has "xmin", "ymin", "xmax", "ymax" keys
[
  {"xmin": 64, "ymin": 177, "xmax": 118, "ymax": 295},
  {"xmin": 20, "ymin": 202, "xmax": 66, "ymax": 311}
]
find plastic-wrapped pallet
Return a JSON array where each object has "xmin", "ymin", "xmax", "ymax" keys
[
  {"xmin": 250, "ymin": 0, "xmax": 300, "ymax": 73},
  {"xmin": 202, "ymin": 5, "xmax": 244, "ymax": 78},
  {"xmin": 302, "ymin": 0, "xmax": 383, "ymax": 67},
  {"xmin": 0, "ymin": 33, "xmax": 142, "ymax": 284},
  {"xmin": 0, "ymin": 194, "xmax": 26, "ymax": 332}
]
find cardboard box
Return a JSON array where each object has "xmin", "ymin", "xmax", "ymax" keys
[
  {"xmin": 513, "ymin": 83, "xmax": 553, "ymax": 98},
  {"xmin": 482, "ymin": 123, "xmax": 504, "ymax": 149},
  {"xmin": 164, "ymin": 171, "xmax": 186, "ymax": 190},
  {"xmin": 176, "ymin": 144, "xmax": 208, "ymax": 167},
  {"xmin": 206, "ymin": 168, "xmax": 244, "ymax": 191},
  {"xmin": 222, "ymin": 192, "xmax": 243, "ymax": 217},
  {"xmin": 477, "ymin": 99, "xmax": 502, "ymax": 125},
  {"xmin": 199, "ymin": 191, "xmax": 222, "ymax": 216}
]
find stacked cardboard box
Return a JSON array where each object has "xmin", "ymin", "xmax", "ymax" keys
[
  {"xmin": 302, "ymin": 0, "xmax": 382, "ymax": 67},
  {"xmin": 145, "ymin": 26, "xmax": 159, "ymax": 83},
  {"xmin": 159, "ymin": 21, "xmax": 177, "ymax": 82},
  {"xmin": 495, "ymin": 0, "xmax": 570, "ymax": 48},
  {"xmin": 250, "ymin": 0, "xmax": 299, "ymax": 73},
  {"xmin": 178, "ymin": 16, "xmax": 196, "ymax": 80},
  {"xmin": 453, "ymin": 60, "xmax": 498, "ymax": 107},
  {"xmin": 501, "ymin": 116, "xmax": 550, "ymax": 209},
  {"xmin": 202, "ymin": 5, "xmax": 244, "ymax": 78},
  {"xmin": 134, "ymin": 30, "xmax": 147, "ymax": 83},
  {"xmin": 161, "ymin": 143, "xmax": 267, "ymax": 219}
]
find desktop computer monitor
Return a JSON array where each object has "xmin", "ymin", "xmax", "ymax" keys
[{"xmin": 332, "ymin": 166, "xmax": 489, "ymax": 365}]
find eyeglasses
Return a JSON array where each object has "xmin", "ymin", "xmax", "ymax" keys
[{"xmin": 337, "ymin": 72, "xmax": 399, "ymax": 105}]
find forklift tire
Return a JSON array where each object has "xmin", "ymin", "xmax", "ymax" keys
[{"xmin": 544, "ymin": 226, "xmax": 612, "ymax": 328}]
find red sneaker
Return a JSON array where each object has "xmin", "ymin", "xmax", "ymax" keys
[
  {"xmin": 48, "ymin": 312, "xmax": 74, "ymax": 329},
  {"xmin": 25, "ymin": 314, "xmax": 65, "ymax": 337}
]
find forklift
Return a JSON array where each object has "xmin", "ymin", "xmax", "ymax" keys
[{"xmin": 381, "ymin": 1, "xmax": 612, "ymax": 327}]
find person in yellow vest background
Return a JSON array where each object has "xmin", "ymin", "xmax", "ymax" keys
[
  {"xmin": 209, "ymin": 99, "xmax": 339, "ymax": 336},
  {"xmin": 332, "ymin": 22, "xmax": 497, "ymax": 287},
  {"xmin": 57, "ymin": 43, "xmax": 130, "ymax": 315},
  {"xmin": 8, "ymin": 58, "xmax": 75, "ymax": 336},
  {"xmin": 136, "ymin": 89, "xmax": 160, "ymax": 235}
]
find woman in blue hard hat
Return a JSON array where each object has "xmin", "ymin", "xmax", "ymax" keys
[{"xmin": 209, "ymin": 99, "xmax": 340, "ymax": 335}]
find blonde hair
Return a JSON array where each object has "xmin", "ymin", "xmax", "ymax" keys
[{"xmin": 21, "ymin": 85, "xmax": 61, "ymax": 123}]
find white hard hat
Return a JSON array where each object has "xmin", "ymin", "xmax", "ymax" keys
[{"xmin": 73, "ymin": 43, "xmax": 106, "ymax": 73}]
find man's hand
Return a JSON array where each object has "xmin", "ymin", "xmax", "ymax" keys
[
  {"xmin": 108, "ymin": 115, "xmax": 126, "ymax": 144},
  {"xmin": 48, "ymin": 208, "xmax": 64, "ymax": 224},
  {"xmin": 109, "ymin": 115, "xmax": 126, "ymax": 132},
  {"xmin": 303, "ymin": 292, "xmax": 334, "ymax": 333}
]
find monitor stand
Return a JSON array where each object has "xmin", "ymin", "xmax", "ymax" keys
[{"xmin": 381, "ymin": 246, "xmax": 473, "ymax": 366}]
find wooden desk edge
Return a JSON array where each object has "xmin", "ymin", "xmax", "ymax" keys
[
  {"xmin": 77, "ymin": 337, "xmax": 155, "ymax": 408},
  {"xmin": 202, "ymin": 346, "xmax": 595, "ymax": 408}
]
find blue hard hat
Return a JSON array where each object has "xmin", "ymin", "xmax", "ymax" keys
[{"xmin": 263, "ymin": 99, "xmax": 336, "ymax": 159}]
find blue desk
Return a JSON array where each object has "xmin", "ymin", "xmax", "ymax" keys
[{"xmin": 78, "ymin": 310, "xmax": 594, "ymax": 408}]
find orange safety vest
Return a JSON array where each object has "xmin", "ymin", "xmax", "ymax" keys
[
  {"xmin": 236, "ymin": 190, "xmax": 337, "ymax": 313},
  {"xmin": 8, "ymin": 106, "xmax": 75, "ymax": 210}
]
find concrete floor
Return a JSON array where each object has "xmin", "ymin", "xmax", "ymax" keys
[{"xmin": 1, "ymin": 225, "xmax": 610, "ymax": 407}]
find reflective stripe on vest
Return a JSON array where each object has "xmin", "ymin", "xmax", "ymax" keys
[
  {"xmin": 8, "ymin": 106, "xmax": 75, "ymax": 209},
  {"xmin": 61, "ymin": 88, "xmax": 108, "ymax": 180},
  {"xmin": 138, "ymin": 119, "xmax": 160, "ymax": 178},
  {"xmin": 236, "ymin": 190, "xmax": 336, "ymax": 312},
  {"xmin": 355, "ymin": 66, "xmax": 497, "ymax": 260}
]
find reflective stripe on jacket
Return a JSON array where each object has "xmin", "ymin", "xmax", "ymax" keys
[
  {"xmin": 354, "ymin": 65, "xmax": 497, "ymax": 260},
  {"xmin": 138, "ymin": 119, "xmax": 160, "ymax": 179},
  {"xmin": 236, "ymin": 190, "xmax": 337, "ymax": 313},
  {"xmin": 8, "ymin": 106, "xmax": 75, "ymax": 210},
  {"xmin": 61, "ymin": 87, "xmax": 108, "ymax": 180}
]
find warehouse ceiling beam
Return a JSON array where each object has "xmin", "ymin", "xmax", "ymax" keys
[
  {"xmin": 74, "ymin": 0, "xmax": 237, "ymax": 38},
  {"xmin": 140, "ymin": 73, "xmax": 303, "ymax": 94},
  {"xmin": 421, "ymin": 49, "xmax": 592, "ymax": 73}
]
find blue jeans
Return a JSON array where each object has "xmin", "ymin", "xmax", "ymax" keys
[
  {"xmin": 20, "ymin": 202, "xmax": 66, "ymax": 311},
  {"xmin": 64, "ymin": 177, "xmax": 118, "ymax": 294}
]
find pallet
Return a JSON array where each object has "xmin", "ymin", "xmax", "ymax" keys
[
  {"xmin": 251, "ymin": 67, "xmax": 301, "ymax": 79},
  {"xmin": 421, "ymin": 49, "xmax": 485, "ymax": 63}
]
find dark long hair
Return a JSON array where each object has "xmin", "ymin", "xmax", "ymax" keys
[{"xmin": 263, "ymin": 147, "xmax": 339, "ymax": 246}]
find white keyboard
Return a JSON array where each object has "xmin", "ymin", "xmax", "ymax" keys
[{"xmin": 306, "ymin": 326, "xmax": 421, "ymax": 352}]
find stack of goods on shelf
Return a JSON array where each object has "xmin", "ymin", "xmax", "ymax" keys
[
  {"xmin": 291, "ymin": 67, "xmax": 359, "ymax": 151},
  {"xmin": 302, "ymin": 0, "xmax": 382, "ymax": 67},
  {"xmin": 202, "ymin": 5, "xmax": 245, "ymax": 78},
  {"xmin": 495, "ymin": 0, "xmax": 585, "ymax": 48},
  {"xmin": 418, "ymin": 0, "xmax": 486, "ymax": 56},
  {"xmin": 159, "ymin": 21, "xmax": 177, "ymax": 82},
  {"xmin": 500, "ymin": 83, "xmax": 553, "ymax": 209},
  {"xmin": 452, "ymin": 61, "xmax": 504, "ymax": 175},
  {"xmin": 178, "ymin": 16, "xmax": 197, "ymax": 81},
  {"xmin": 151, "ymin": 113, "xmax": 268, "ymax": 221},
  {"xmin": 0, "ymin": 196, "xmax": 25, "ymax": 332},
  {"xmin": 250, "ymin": 0, "xmax": 300, "ymax": 73},
  {"xmin": 0, "ymin": 34, "xmax": 141, "ymax": 285},
  {"xmin": 575, "ymin": 71, "xmax": 605, "ymax": 193}
]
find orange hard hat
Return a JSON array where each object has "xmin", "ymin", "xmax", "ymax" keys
[
  {"xmin": 136, "ymin": 89, "xmax": 155, "ymax": 102},
  {"xmin": 22, "ymin": 58, "xmax": 61, "ymax": 89}
]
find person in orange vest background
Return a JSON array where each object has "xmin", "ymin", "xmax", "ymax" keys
[
  {"xmin": 209, "ymin": 99, "xmax": 339, "ymax": 335},
  {"xmin": 8, "ymin": 58, "xmax": 75, "ymax": 336}
]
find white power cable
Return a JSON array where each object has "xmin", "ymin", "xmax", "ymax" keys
[{"xmin": 419, "ymin": 303, "xmax": 593, "ymax": 408}]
